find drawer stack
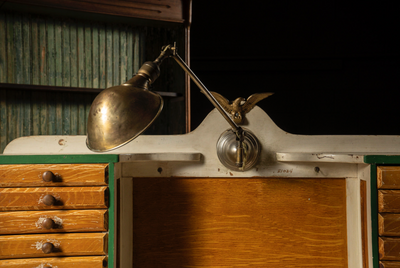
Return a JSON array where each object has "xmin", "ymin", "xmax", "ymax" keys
[
  {"xmin": 378, "ymin": 166, "xmax": 400, "ymax": 267},
  {"xmin": 0, "ymin": 163, "xmax": 109, "ymax": 267}
]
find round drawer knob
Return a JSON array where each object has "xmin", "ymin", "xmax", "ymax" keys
[
  {"xmin": 42, "ymin": 242, "xmax": 54, "ymax": 254},
  {"xmin": 42, "ymin": 171, "xmax": 55, "ymax": 182},
  {"xmin": 42, "ymin": 195, "xmax": 56, "ymax": 206},
  {"xmin": 42, "ymin": 218, "xmax": 55, "ymax": 229}
]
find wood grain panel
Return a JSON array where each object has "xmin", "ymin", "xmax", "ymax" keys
[
  {"xmin": 0, "ymin": 233, "xmax": 107, "ymax": 259},
  {"xmin": 0, "ymin": 256, "xmax": 107, "ymax": 267},
  {"xmin": 378, "ymin": 166, "xmax": 400, "ymax": 189},
  {"xmin": 0, "ymin": 187, "xmax": 108, "ymax": 211},
  {"xmin": 0, "ymin": 163, "xmax": 108, "ymax": 187},
  {"xmin": 380, "ymin": 261, "xmax": 400, "ymax": 267},
  {"xmin": 0, "ymin": 209, "xmax": 107, "ymax": 234},
  {"xmin": 379, "ymin": 190, "xmax": 400, "ymax": 213},
  {"xmin": 131, "ymin": 177, "xmax": 348, "ymax": 267},
  {"xmin": 379, "ymin": 213, "xmax": 400, "ymax": 236},
  {"xmin": 379, "ymin": 237, "xmax": 400, "ymax": 260}
]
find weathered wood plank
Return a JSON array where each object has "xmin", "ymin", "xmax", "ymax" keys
[
  {"xmin": 113, "ymin": 25, "xmax": 119, "ymax": 85},
  {"xmin": 47, "ymin": 17, "xmax": 55, "ymax": 86},
  {"xmin": 380, "ymin": 237, "xmax": 400, "ymax": 260},
  {"xmin": 22, "ymin": 14, "xmax": 30, "ymax": 84},
  {"xmin": 62, "ymin": 21, "xmax": 71, "ymax": 87},
  {"xmin": 0, "ymin": 90, "xmax": 6, "ymax": 152},
  {"xmin": 99, "ymin": 23, "xmax": 106, "ymax": 89},
  {"xmin": 106, "ymin": 23, "xmax": 113, "ymax": 87},
  {"xmin": 55, "ymin": 20, "xmax": 62, "ymax": 86},
  {"xmin": 0, "ymin": 186, "xmax": 108, "ymax": 211},
  {"xmin": 378, "ymin": 166, "xmax": 400, "ymax": 189},
  {"xmin": 0, "ymin": 209, "xmax": 107, "ymax": 234},
  {"xmin": 6, "ymin": 13, "xmax": 14, "ymax": 83},
  {"xmin": 0, "ymin": 163, "xmax": 108, "ymax": 187},
  {"xmin": 120, "ymin": 26, "xmax": 127, "ymax": 83},
  {"xmin": 379, "ymin": 190, "xmax": 400, "ymax": 213},
  {"xmin": 0, "ymin": 12, "xmax": 6, "ymax": 83},
  {"xmin": 92, "ymin": 24, "xmax": 99, "ymax": 88},
  {"xmin": 0, "ymin": 233, "xmax": 107, "ymax": 259},
  {"xmin": 85, "ymin": 23, "xmax": 92, "ymax": 88},
  {"xmin": 70, "ymin": 20, "xmax": 78, "ymax": 87},
  {"xmin": 14, "ymin": 13, "xmax": 22, "ymax": 84},
  {"xmin": 127, "ymin": 27, "xmax": 133, "ymax": 79},
  {"xmin": 38, "ymin": 17, "xmax": 47, "ymax": 85},
  {"xmin": 62, "ymin": 92, "xmax": 71, "ymax": 135},
  {"xmin": 31, "ymin": 16, "xmax": 39, "ymax": 85},
  {"xmin": 0, "ymin": 256, "xmax": 107, "ymax": 268},
  {"xmin": 131, "ymin": 177, "xmax": 348, "ymax": 267}
]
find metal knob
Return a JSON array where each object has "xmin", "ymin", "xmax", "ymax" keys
[
  {"xmin": 42, "ymin": 171, "xmax": 55, "ymax": 182},
  {"xmin": 42, "ymin": 242, "xmax": 54, "ymax": 254},
  {"xmin": 42, "ymin": 218, "xmax": 55, "ymax": 229},
  {"xmin": 42, "ymin": 195, "xmax": 56, "ymax": 206}
]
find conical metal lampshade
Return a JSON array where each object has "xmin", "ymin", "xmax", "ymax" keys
[{"xmin": 86, "ymin": 73, "xmax": 163, "ymax": 152}]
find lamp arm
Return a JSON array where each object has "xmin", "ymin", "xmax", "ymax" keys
[{"xmin": 171, "ymin": 52, "xmax": 242, "ymax": 134}]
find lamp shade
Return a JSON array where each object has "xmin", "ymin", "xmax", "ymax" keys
[{"xmin": 86, "ymin": 74, "xmax": 163, "ymax": 152}]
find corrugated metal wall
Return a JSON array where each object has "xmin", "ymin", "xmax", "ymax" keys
[{"xmin": 0, "ymin": 9, "xmax": 185, "ymax": 153}]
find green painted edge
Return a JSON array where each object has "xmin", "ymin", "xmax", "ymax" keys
[
  {"xmin": 0, "ymin": 154, "xmax": 118, "ymax": 164},
  {"xmin": 369, "ymin": 164, "xmax": 379, "ymax": 268},
  {"xmin": 364, "ymin": 155, "xmax": 400, "ymax": 164}
]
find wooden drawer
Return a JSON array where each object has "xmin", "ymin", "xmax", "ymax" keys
[
  {"xmin": 0, "ymin": 164, "xmax": 108, "ymax": 187},
  {"xmin": 0, "ymin": 256, "xmax": 107, "ymax": 267},
  {"xmin": 0, "ymin": 209, "xmax": 108, "ymax": 234},
  {"xmin": 0, "ymin": 233, "xmax": 107, "ymax": 259},
  {"xmin": 0, "ymin": 187, "xmax": 108, "ymax": 211},
  {"xmin": 379, "ymin": 190, "xmax": 400, "ymax": 212},
  {"xmin": 378, "ymin": 166, "xmax": 400, "ymax": 189},
  {"xmin": 379, "ymin": 214, "xmax": 400, "ymax": 236},
  {"xmin": 380, "ymin": 237, "xmax": 400, "ymax": 260},
  {"xmin": 380, "ymin": 261, "xmax": 400, "ymax": 267}
]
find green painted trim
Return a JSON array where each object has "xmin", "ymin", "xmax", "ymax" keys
[
  {"xmin": 370, "ymin": 164, "xmax": 379, "ymax": 268},
  {"xmin": 0, "ymin": 154, "xmax": 118, "ymax": 164},
  {"xmin": 364, "ymin": 155, "xmax": 400, "ymax": 164}
]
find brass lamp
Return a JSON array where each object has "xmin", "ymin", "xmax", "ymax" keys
[{"xmin": 87, "ymin": 44, "xmax": 261, "ymax": 171}]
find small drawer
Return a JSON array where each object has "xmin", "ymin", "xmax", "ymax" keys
[
  {"xmin": 0, "ymin": 233, "xmax": 107, "ymax": 259},
  {"xmin": 0, "ymin": 209, "xmax": 108, "ymax": 234},
  {"xmin": 379, "ymin": 190, "xmax": 400, "ymax": 213},
  {"xmin": 380, "ymin": 261, "xmax": 400, "ymax": 268},
  {"xmin": 378, "ymin": 166, "xmax": 400, "ymax": 189},
  {"xmin": 0, "ymin": 164, "xmax": 108, "ymax": 187},
  {"xmin": 0, "ymin": 256, "xmax": 107, "ymax": 267},
  {"xmin": 379, "ymin": 214, "xmax": 400, "ymax": 236},
  {"xmin": 0, "ymin": 187, "xmax": 108, "ymax": 211},
  {"xmin": 380, "ymin": 237, "xmax": 400, "ymax": 260}
]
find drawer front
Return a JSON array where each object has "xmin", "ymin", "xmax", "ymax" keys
[
  {"xmin": 0, "ymin": 256, "xmax": 107, "ymax": 267},
  {"xmin": 380, "ymin": 237, "xmax": 400, "ymax": 260},
  {"xmin": 0, "ymin": 233, "xmax": 107, "ymax": 259},
  {"xmin": 378, "ymin": 166, "xmax": 400, "ymax": 189},
  {"xmin": 379, "ymin": 214, "xmax": 400, "ymax": 236},
  {"xmin": 0, "ymin": 209, "xmax": 108, "ymax": 234},
  {"xmin": 379, "ymin": 190, "xmax": 400, "ymax": 213},
  {"xmin": 380, "ymin": 261, "xmax": 400, "ymax": 267},
  {"xmin": 0, "ymin": 187, "xmax": 108, "ymax": 211},
  {"xmin": 0, "ymin": 164, "xmax": 108, "ymax": 187}
]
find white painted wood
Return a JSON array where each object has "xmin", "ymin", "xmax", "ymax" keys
[
  {"xmin": 276, "ymin": 152, "xmax": 364, "ymax": 163},
  {"xmin": 119, "ymin": 153, "xmax": 202, "ymax": 162}
]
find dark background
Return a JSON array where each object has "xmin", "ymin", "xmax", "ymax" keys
[{"xmin": 189, "ymin": 1, "xmax": 399, "ymax": 135}]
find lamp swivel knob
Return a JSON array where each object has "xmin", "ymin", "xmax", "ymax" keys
[
  {"xmin": 42, "ymin": 195, "xmax": 56, "ymax": 206},
  {"xmin": 42, "ymin": 242, "xmax": 54, "ymax": 254},
  {"xmin": 42, "ymin": 171, "xmax": 55, "ymax": 182}
]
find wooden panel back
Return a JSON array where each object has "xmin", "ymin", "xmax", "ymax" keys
[
  {"xmin": 380, "ymin": 261, "xmax": 400, "ymax": 267},
  {"xmin": 0, "ymin": 187, "xmax": 108, "ymax": 211},
  {"xmin": 0, "ymin": 164, "xmax": 108, "ymax": 187},
  {"xmin": 378, "ymin": 166, "xmax": 400, "ymax": 189},
  {"xmin": 0, "ymin": 209, "xmax": 107, "ymax": 234},
  {"xmin": 0, "ymin": 256, "xmax": 107, "ymax": 267},
  {"xmin": 131, "ymin": 177, "xmax": 348, "ymax": 267},
  {"xmin": 0, "ymin": 233, "xmax": 107, "ymax": 259}
]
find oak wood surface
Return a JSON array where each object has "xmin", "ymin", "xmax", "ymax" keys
[
  {"xmin": 361, "ymin": 180, "xmax": 369, "ymax": 268},
  {"xmin": 0, "ymin": 233, "xmax": 107, "ymax": 259},
  {"xmin": 378, "ymin": 166, "xmax": 400, "ymax": 189},
  {"xmin": 379, "ymin": 190, "xmax": 400, "ymax": 213},
  {"xmin": 0, "ymin": 163, "xmax": 108, "ymax": 187},
  {"xmin": 380, "ymin": 237, "xmax": 400, "ymax": 260},
  {"xmin": 0, "ymin": 256, "xmax": 107, "ymax": 267},
  {"xmin": 131, "ymin": 177, "xmax": 348, "ymax": 267},
  {"xmin": 0, "ymin": 187, "xmax": 108, "ymax": 211},
  {"xmin": 380, "ymin": 261, "xmax": 400, "ymax": 267},
  {"xmin": 0, "ymin": 209, "xmax": 107, "ymax": 234}
]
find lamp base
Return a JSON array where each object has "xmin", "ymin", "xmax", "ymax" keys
[{"xmin": 216, "ymin": 128, "xmax": 261, "ymax": 171}]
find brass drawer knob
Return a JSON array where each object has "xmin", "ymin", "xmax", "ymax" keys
[
  {"xmin": 42, "ymin": 242, "xmax": 54, "ymax": 254},
  {"xmin": 42, "ymin": 218, "xmax": 55, "ymax": 229},
  {"xmin": 43, "ymin": 194, "xmax": 56, "ymax": 206},
  {"xmin": 42, "ymin": 171, "xmax": 55, "ymax": 182}
]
